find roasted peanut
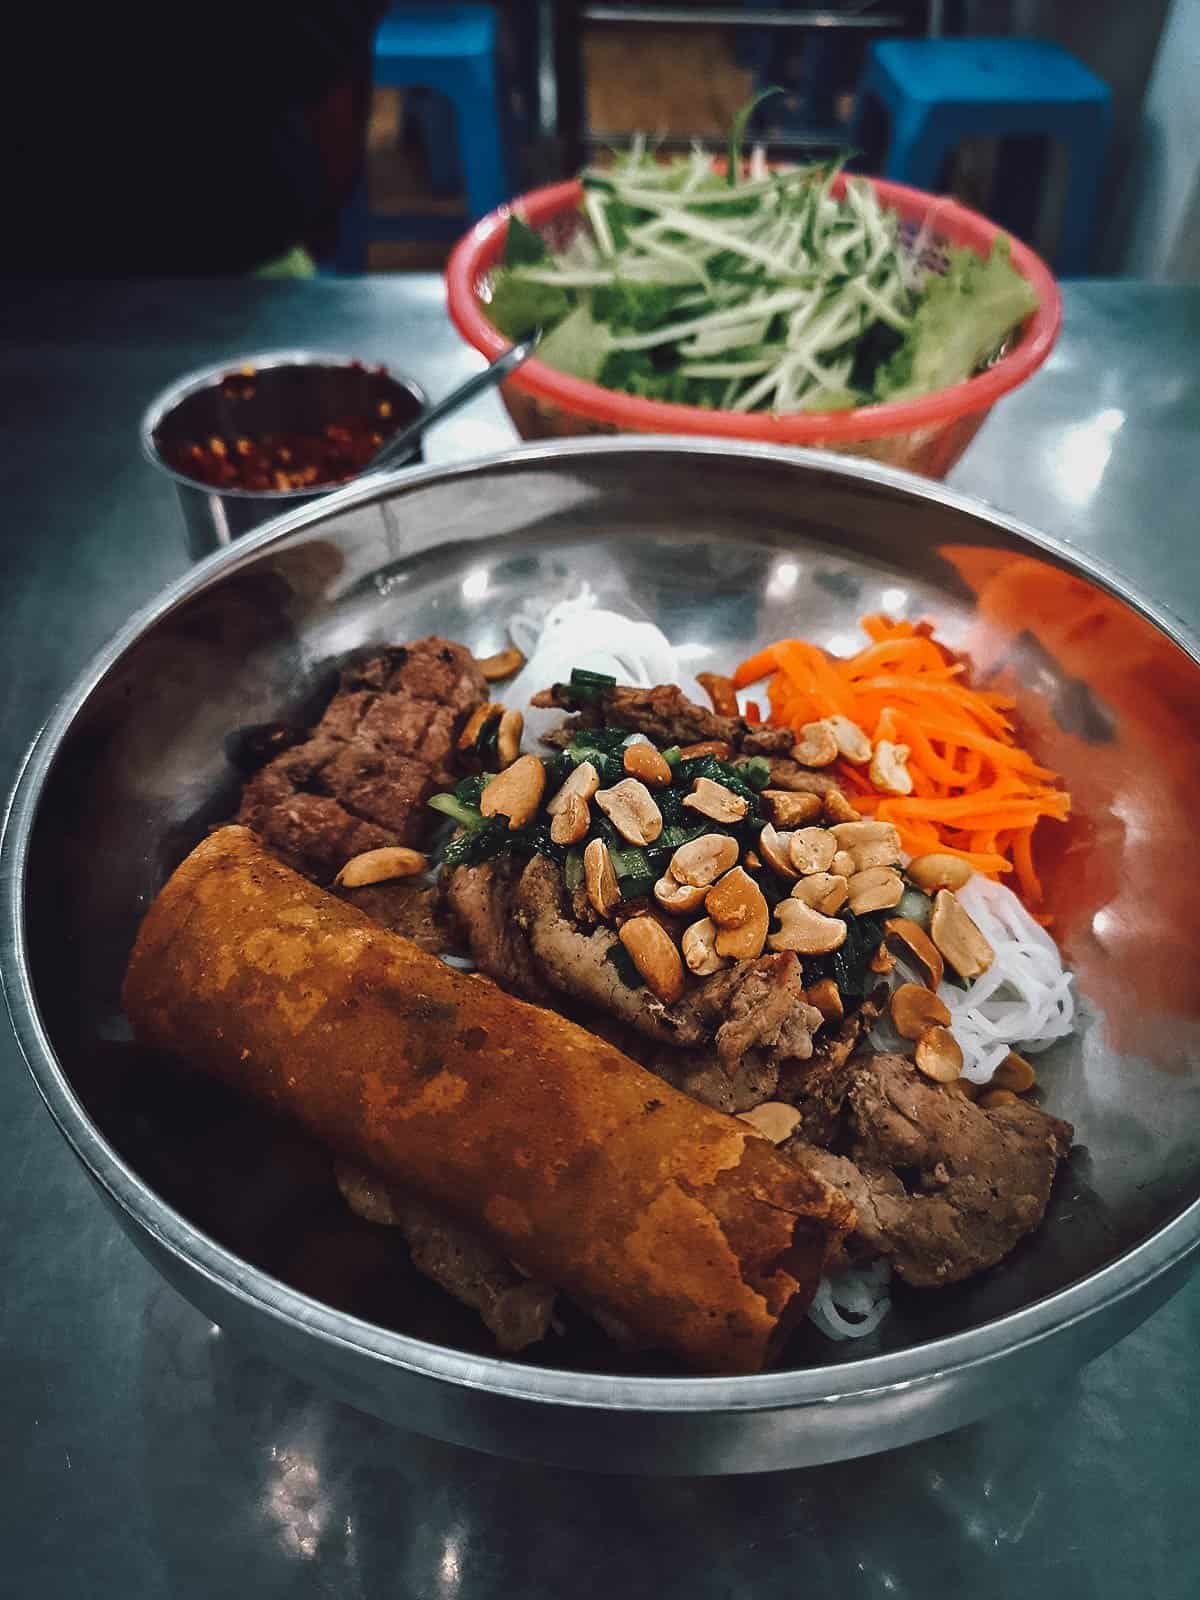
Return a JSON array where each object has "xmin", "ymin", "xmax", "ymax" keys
[
  {"xmin": 706, "ymin": 868, "xmax": 769, "ymax": 960},
  {"xmin": 480, "ymin": 754, "xmax": 545, "ymax": 830},
  {"xmin": 496, "ymin": 707, "xmax": 524, "ymax": 767},
  {"xmin": 583, "ymin": 838, "xmax": 620, "ymax": 918},
  {"xmin": 869, "ymin": 739, "xmax": 913, "ymax": 795},
  {"xmin": 856, "ymin": 837, "xmax": 904, "ymax": 871},
  {"xmin": 915, "ymin": 1025, "xmax": 963, "ymax": 1083},
  {"xmin": 761, "ymin": 789, "xmax": 822, "ymax": 828},
  {"xmin": 550, "ymin": 790, "xmax": 590, "ymax": 845},
  {"xmin": 979, "ymin": 1087, "xmax": 1021, "ymax": 1110},
  {"xmin": 790, "ymin": 872, "xmax": 849, "ymax": 915},
  {"xmin": 546, "ymin": 759, "xmax": 600, "ymax": 815},
  {"xmin": 889, "ymin": 982, "xmax": 951, "ymax": 1040},
  {"xmin": 619, "ymin": 917, "xmax": 685, "ymax": 1004},
  {"xmin": 678, "ymin": 740, "xmax": 732, "ymax": 761},
  {"xmin": 883, "ymin": 916, "xmax": 945, "ymax": 989},
  {"xmin": 807, "ymin": 977, "xmax": 843, "ymax": 1023},
  {"xmin": 930, "ymin": 889, "xmax": 994, "ymax": 980},
  {"xmin": 831, "ymin": 819, "xmax": 902, "ymax": 870},
  {"xmin": 334, "ymin": 846, "xmax": 427, "ymax": 887},
  {"xmin": 822, "ymin": 789, "xmax": 861, "ymax": 824},
  {"xmin": 758, "ymin": 822, "xmax": 799, "ymax": 879},
  {"xmin": 847, "ymin": 865, "xmax": 905, "ymax": 915},
  {"xmin": 669, "ymin": 832, "xmax": 739, "ymax": 887},
  {"xmin": 653, "ymin": 875, "xmax": 708, "ymax": 915},
  {"xmin": 715, "ymin": 914, "xmax": 770, "ymax": 962},
  {"xmin": 789, "ymin": 826, "xmax": 837, "ymax": 876},
  {"xmin": 622, "ymin": 741, "xmax": 672, "ymax": 788},
  {"xmin": 683, "ymin": 776, "xmax": 747, "ymax": 824},
  {"xmin": 596, "ymin": 778, "xmax": 663, "ymax": 845},
  {"xmin": 768, "ymin": 899, "xmax": 847, "ymax": 955},
  {"xmin": 696, "ymin": 672, "xmax": 739, "ymax": 718},
  {"xmin": 906, "ymin": 852, "xmax": 972, "ymax": 893},
  {"xmin": 681, "ymin": 916, "xmax": 730, "ymax": 976},
  {"xmin": 475, "ymin": 646, "xmax": 525, "ymax": 681},
  {"xmin": 705, "ymin": 866, "xmax": 760, "ymax": 928},
  {"xmin": 869, "ymin": 941, "xmax": 895, "ymax": 974},
  {"xmin": 830, "ymin": 819, "xmax": 900, "ymax": 852},
  {"xmin": 457, "ymin": 702, "xmax": 502, "ymax": 752},
  {"xmin": 791, "ymin": 719, "xmax": 839, "ymax": 767},
  {"xmin": 737, "ymin": 1101, "xmax": 802, "ymax": 1144},
  {"xmin": 992, "ymin": 1051, "xmax": 1036, "ymax": 1093},
  {"xmin": 827, "ymin": 714, "xmax": 872, "ymax": 765}
]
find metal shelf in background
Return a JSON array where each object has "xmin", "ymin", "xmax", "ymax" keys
[
  {"xmin": 586, "ymin": 129, "xmax": 848, "ymax": 152},
  {"xmin": 527, "ymin": 0, "xmax": 931, "ymax": 184},
  {"xmin": 583, "ymin": 6, "xmax": 905, "ymax": 26}
]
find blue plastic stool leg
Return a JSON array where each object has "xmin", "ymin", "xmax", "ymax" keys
[
  {"xmin": 450, "ymin": 54, "xmax": 508, "ymax": 221},
  {"xmin": 1055, "ymin": 114, "xmax": 1110, "ymax": 276},
  {"xmin": 883, "ymin": 106, "xmax": 949, "ymax": 192},
  {"xmin": 408, "ymin": 87, "xmax": 462, "ymax": 198},
  {"xmin": 848, "ymin": 61, "xmax": 891, "ymax": 171},
  {"xmin": 333, "ymin": 172, "xmax": 370, "ymax": 273}
]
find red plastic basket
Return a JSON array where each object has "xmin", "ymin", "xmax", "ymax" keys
[{"xmin": 446, "ymin": 175, "xmax": 1061, "ymax": 479}]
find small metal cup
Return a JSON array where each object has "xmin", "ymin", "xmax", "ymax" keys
[{"xmin": 140, "ymin": 351, "xmax": 427, "ymax": 560}]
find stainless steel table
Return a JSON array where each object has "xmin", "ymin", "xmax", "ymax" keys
[{"xmin": 3, "ymin": 278, "xmax": 1198, "ymax": 1597}]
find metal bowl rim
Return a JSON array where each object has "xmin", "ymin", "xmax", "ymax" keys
[
  {"xmin": 139, "ymin": 349, "xmax": 428, "ymax": 500},
  {"xmin": 5, "ymin": 434, "xmax": 1200, "ymax": 1414}
]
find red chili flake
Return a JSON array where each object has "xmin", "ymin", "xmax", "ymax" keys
[{"xmin": 163, "ymin": 383, "xmax": 408, "ymax": 492}]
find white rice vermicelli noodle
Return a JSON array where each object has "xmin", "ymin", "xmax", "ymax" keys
[
  {"xmin": 506, "ymin": 587, "xmax": 704, "ymax": 748},
  {"xmin": 809, "ymin": 1260, "xmax": 892, "ymax": 1341},
  {"xmin": 936, "ymin": 873, "xmax": 1074, "ymax": 1084}
]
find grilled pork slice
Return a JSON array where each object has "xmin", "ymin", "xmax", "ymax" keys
[
  {"xmin": 237, "ymin": 637, "xmax": 486, "ymax": 877},
  {"xmin": 786, "ymin": 1053, "xmax": 1073, "ymax": 1286},
  {"xmin": 533, "ymin": 681, "xmax": 793, "ymax": 754}
]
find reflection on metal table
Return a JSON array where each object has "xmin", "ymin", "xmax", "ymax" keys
[{"xmin": 2, "ymin": 278, "xmax": 1198, "ymax": 1597}]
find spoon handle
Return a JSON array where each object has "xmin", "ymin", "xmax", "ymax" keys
[{"xmin": 367, "ymin": 335, "xmax": 541, "ymax": 474}]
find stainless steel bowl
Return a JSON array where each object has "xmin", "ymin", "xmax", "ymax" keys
[
  {"xmin": 140, "ymin": 350, "xmax": 427, "ymax": 559},
  {"xmin": 5, "ymin": 439, "xmax": 1200, "ymax": 1475}
]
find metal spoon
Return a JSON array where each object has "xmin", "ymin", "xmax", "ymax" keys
[{"xmin": 364, "ymin": 334, "xmax": 541, "ymax": 475}]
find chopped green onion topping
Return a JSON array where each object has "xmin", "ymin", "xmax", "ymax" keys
[{"xmin": 429, "ymin": 792, "xmax": 484, "ymax": 830}]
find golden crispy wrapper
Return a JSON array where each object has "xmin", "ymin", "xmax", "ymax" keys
[{"xmin": 123, "ymin": 827, "xmax": 854, "ymax": 1373}]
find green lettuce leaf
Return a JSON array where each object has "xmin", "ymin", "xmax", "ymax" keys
[
  {"xmin": 503, "ymin": 215, "xmax": 548, "ymax": 266},
  {"xmin": 801, "ymin": 388, "xmax": 861, "ymax": 413},
  {"xmin": 535, "ymin": 303, "xmax": 618, "ymax": 382},
  {"xmin": 591, "ymin": 281, "xmax": 692, "ymax": 334},
  {"xmin": 598, "ymin": 349, "xmax": 727, "ymax": 408},
  {"xmin": 486, "ymin": 271, "xmax": 570, "ymax": 341},
  {"xmin": 873, "ymin": 237, "xmax": 1039, "ymax": 404}
]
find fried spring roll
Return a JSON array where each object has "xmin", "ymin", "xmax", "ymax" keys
[{"xmin": 122, "ymin": 827, "xmax": 854, "ymax": 1373}]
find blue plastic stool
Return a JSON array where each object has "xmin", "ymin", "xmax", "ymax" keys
[
  {"xmin": 335, "ymin": 4, "xmax": 509, "ymax": 272},
  {"xmin": 851, "ymin": 38, "xmax": 1111, "ymax": 276}
]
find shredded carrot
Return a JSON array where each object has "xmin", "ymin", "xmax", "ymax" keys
[
  {"xmin": 735, "ymin": 615, "xmax": 1071, "ymax": 902},
  {"xmin": 732, "ymin": 645, "xmax": 781, "ymax": 688}
]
